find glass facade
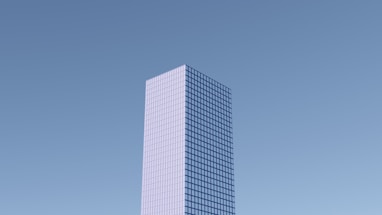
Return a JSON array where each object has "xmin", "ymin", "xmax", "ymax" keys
[
  {"xmin": 185, "ymin": 66, "xmax": 234, "ymax": 215},
  {"xmin": 141, "ymin": 65, "xmax": 235, "ymax": 215}
]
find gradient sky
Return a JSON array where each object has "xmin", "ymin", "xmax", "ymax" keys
[{"xmin": 1, "ymin": 1, "xmax": 381, "ymax": 215}]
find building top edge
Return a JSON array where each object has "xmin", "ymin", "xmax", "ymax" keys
[
  {"xmin": 185, "ymin": 65, "xmax": 231, "ymax": 92},
  {"xmin": 146, "ymin": 64, "xmax": 231, "ymax": 93},
  {"xmin": 146, "ymin": 64, "xmax": 186, "ymax": 84}
]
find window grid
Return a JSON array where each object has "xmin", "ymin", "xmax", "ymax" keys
[{"xmin": 185, "ymin": 65, "xmax": 235, "ymax": 215}]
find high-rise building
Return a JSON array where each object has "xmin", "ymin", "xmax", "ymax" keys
[{"xmin": 141, "ymin": 65, "xmax": 235, "ymax": 215}]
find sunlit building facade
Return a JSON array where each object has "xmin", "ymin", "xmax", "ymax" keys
[{"xmin": 141, "ymin": 65, "xmax": 235, "ymax": 215}]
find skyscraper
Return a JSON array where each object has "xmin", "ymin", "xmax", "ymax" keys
[{"xmin": 141, "ymin": 65, "xmax": 235, "ymax": 215}]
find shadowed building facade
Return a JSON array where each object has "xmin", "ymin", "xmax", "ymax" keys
[{"xmin": 141, "ymin": 65, "xmax": 235, "ymax": 215}]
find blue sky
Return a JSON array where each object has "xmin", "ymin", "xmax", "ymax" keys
[{"xmin": 1, "ymin": 1, "xmax": 381, "ymax": 214}]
